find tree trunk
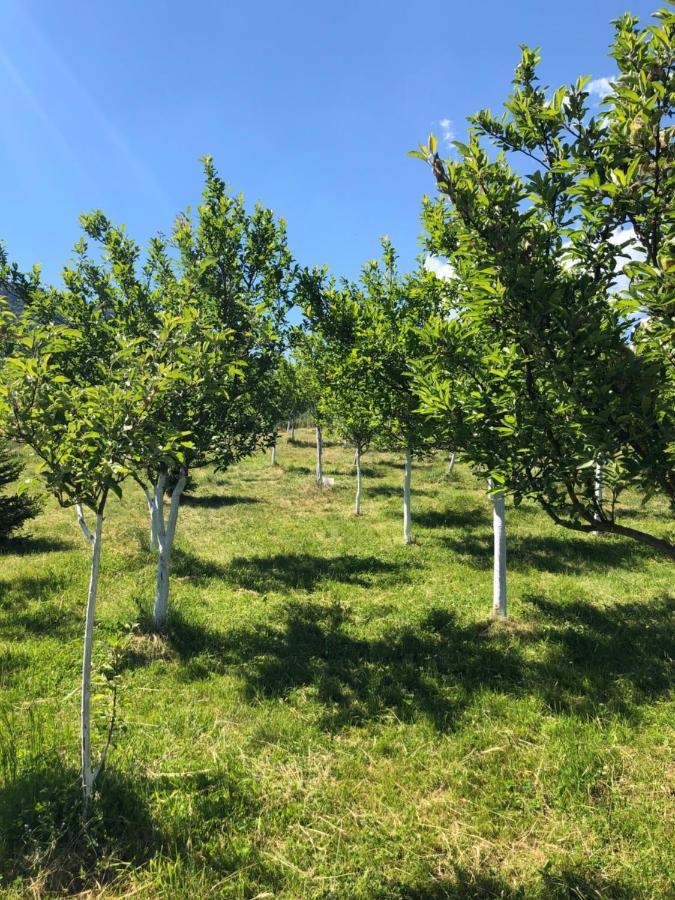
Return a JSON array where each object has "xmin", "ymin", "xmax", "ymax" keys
[
  {"xmin": 271, "ymin": 443, "xmax": 277, "ymax": 466},
  {"xmin": 447, "ymin": 451, "xmax": 457, "ymax": 477},
  {"xmin": 315, "ymin": 425, "xmax": 323, "ymax": 484},
  {"xmin": 290, "ymin": 422, "xmax": 296, "ymax": 442},
  {"xmin": 152, "ymin": 471, "xmax": 186, "ymax": 630},
  {"xmin": 594, "ymin": 462, "xmax": 604, "ymax": 509},
  {"xmin": 592, "ymin": 462, "xmax": 604, "ymax": 535},
  {"xmin": 403, "ymin": 449, "xmax": 413, "ymax": 544},
  {"xmin": 77, "ymin": 503, "xmax": 105, "ymax": 813},
  {"xmin": 355, "ymin": 444, "xmax": 363, "ymax": 515},
  {"xmin": 489, "ymin": 481, "xmax": 507, "ymax": 617}
]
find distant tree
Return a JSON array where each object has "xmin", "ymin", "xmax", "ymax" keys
[
  {"xmin": 291, "ymin": 328, "xmax": 331, "ymax": 484},
  {"xmin": 358, "ymin": 242, "xmax": 446, "ymax": 543},
  {"xmin": 0, "ymin": 438, "xmax": 40, "ymax": 539},
  {"xmin": 299, "ymin": 272, "xmax": 382, "ymax": 514}
]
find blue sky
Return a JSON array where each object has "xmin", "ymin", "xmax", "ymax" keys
[{"xmin": 0, "ymin": 0, "xmax": 658, "ymax": 285}]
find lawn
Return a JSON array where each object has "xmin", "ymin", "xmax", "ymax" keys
[{"xmin": 0, "ymin": 430, "xmax": 673, "ymax": 898}]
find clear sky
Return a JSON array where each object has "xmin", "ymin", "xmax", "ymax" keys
[{"xmin": 0, "ymin": 0, "xmax": 659, "ymax": 285}]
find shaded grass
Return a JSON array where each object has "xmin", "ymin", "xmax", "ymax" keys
[{"xmin": 0, "ymin": 430, "xmax": 673, "ymax": 897}]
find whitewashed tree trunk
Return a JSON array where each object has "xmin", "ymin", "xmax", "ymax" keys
[
  {"xmin": 271, "ymin": 443, "xmax": 277, "ymax": 466},
  {"xmin": 403, "ymin": 449, "xmax": 413, "ymax": 544},
  {"xmin": 76, "ymin": 503, "xmax": 104, "ymax": 812},
  {"xmin": 355, "ymin": 444, "xmax": 363, "ymax": 515},
  {"xmin": 152, "ymin": 471, "xmax": 186, "ymax": 630},
  {"xmin": 593, "ymin": 461, "xmax": 604, "ymax": 534},
  {"xmin": 489, "ymin": 481, "xmax": 507, "ymax": 618},
  {"xmin": 290, "ymin": 422, "xmax": 296, "ymax": 442},
  {"xmin": 447, "ymin": 451, "xmax": 457, "ymax": 477},
  {"xmin": 595, "ymin": 462, "xmax": 604, "ymax": 509},
  {"xmin": 287, "ymin": 418, "xmax": 292, "ymax": 434},
  {"xmin": 315, "ymin": 425, "xmax": 323, "ymax": 484}
]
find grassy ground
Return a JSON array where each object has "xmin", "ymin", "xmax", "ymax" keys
[{"xmin": 0, "ymin": 429, "xmax": 673, "ymax": 898}]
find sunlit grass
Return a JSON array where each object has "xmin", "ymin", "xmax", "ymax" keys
[{"xmin": 0, "ymin": 430, "xmax": 673, "ymax": 897}]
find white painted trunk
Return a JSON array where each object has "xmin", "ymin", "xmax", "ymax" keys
[
  {"xmin": 355, "ymin": 444, "xmax": 362, "ymax": 516},
  {"xmin": 595, "ymin": 462, "xmax": 604, "ymax": 509},
  {"xmin": 592, "ymin": 462, "xmax": 604, "ymax": 534},
  {"xmin": 403, "ymin": 449, "xmax": 413, "ymax": 544},
  {"xmin": 290, "ymin": 423, "xmax": 296, "ymax": 441},
  {"xmin": 78, "ymin": 506, "xmax": 104, "ymax": 811},
  {"xmin": 152, "ymin": 472, "xmax": 186, "ymax": 630},
  {"xmin": 489, "ymin": 482, "xmax": 507, "ymax": 617},
  {"xmin": 447, "ymin": 451, "xmax": 457, "ymax": 477},
  {"xmin": 315, "ymin": 426, "xmax": 323, "ymax": 484},
  {"xmin": 271, "ymin": 443, "xmax": 277, "ymax": 466},
  {"xmin": 287, "ymin": 418, "xmax": 292, "ymax": 434}
]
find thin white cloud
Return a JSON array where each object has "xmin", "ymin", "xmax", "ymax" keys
[
  {"xmin": 424, "ymin": 254, "xmax": 455, "ymax": 280},
  {"xmin": 438, "ymin": 118, "xmax": 455, "ymax": 148},
  {"xmin": 587, "ymin": 76, "xmax": 614, "ymax": 99}
]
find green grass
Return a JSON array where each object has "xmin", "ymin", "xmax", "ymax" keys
[{"xmin": 0, "ymin": 430, "xmax": 673, "ymax": 898}]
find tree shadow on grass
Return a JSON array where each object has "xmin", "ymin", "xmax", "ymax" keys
[
  {"xmin": 165, "ymin": 604, "xmax": 521, "ymax": 729},
  {"xmin": 224, "ymin": 552, "xmax": 415, "ymax": 593},
  {"xmin": 380, "ymin": 865, "xmax": 638, "ymax": 899},
  {"xmin": 369, "ymin": 484, "xmax": 437, "ymax": 499},
  {"xmin": 0, "ymin": 758, "xmax": 157, "ymax": 894},
  {"xmin": 412, "ymin": 505, "xmax": 488, "ymax": 530},
  {"xmin": 181, "ymin": 493, "xmax": 261, "ymax": 509},
  {"xmin": 522, "ymin": 593, "xmax": 674, "ymax": 717},
  {"xmin": 0, "ymin": 535, "xmax": 73, "ymax": 555},
  {"xmin": 0, "ymin": 574, "xmax": 79, "ymax": 639},
  {"xmin": 0, "ymin": 754, "xmax": 266, "ymax": 895},
  {"xmin": 165, "ymin": 593, "xmax": 673, "ymax": 729},
  {"xmin": 439, "ymin": 530, "xmax": 657, "ymax": 573}
]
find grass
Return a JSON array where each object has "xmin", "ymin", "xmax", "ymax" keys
[{"xmin": 0, "ymin": 430, "xmax": 673, "ymax": 898}]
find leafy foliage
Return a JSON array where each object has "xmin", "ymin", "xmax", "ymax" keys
[{"xmin": 413, "ymin": 6, "xmax": 674, "ymax": 556}]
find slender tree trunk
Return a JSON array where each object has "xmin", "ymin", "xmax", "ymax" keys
[
  {"xmin": 592, "ymin": 462, "xmax": 604, "ymax": 535},
  {"xmin": 594, "ymin": 462, "xmax": 604, "ymax": 509},
  {"xmin": 76, "ymin": 502, "xmax": 105, "ymax": 813},
  {"xmin": 489, "ymin": 481, "xmax": 507, "ymax": 617},
  {"xmin": 152, "ymin": 471, "xmax": 186, "ymax": 630},
  {"xmin": 447, "ymin": 451, "xmax": 457, "ymax": 477},
  {"xmin": 287, "ymin": 418, "xmax": 292, "ymax": 434},
  {"xmin": 271, "ymin": 443, "xmax": 277, "ymax": 466},
  {"xmin": 315, "ymin": 425, "xmax": 323, "ymax": 484},
  {"xmin": 290, "ymin": 422, "xmax": 296, "ymax": 442},
  {"xmin": 403, "ymin": 449, "xmax": 413, "ymax": 544},
  {"xmin": 355, "ymin": 444, "xmax": 363, "ymax": 515}
]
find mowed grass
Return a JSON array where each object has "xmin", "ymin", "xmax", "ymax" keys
[{"xmin": 0, "ymin": 429, "xmax": 673, "ymax": 898}]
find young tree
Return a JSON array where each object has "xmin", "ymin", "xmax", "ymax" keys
[
  {"xmin": 356, "ymin": 242, "xmax": 446, "ymax": 543},
  {"xmin": 299, "ymin": 274, "xmax": 382, "ymax": 514},
  {"xmin": 412, "ymin": 5, "xmax": 674, "ymax": 559},
  {"xmin": 0, "ymin": 314, "xmax": 188, "ymax": 809},
  {"xmin": 291, "ymin": 328, "xmax": 331, "ymax": 484},
  {"xmin": 26, "ymin": 158, "xmax": 296, "ymax": 628}
]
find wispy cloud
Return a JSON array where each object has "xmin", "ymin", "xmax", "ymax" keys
[
  {"xmin": 587, "ymin": 76, "xmax": 614, "ymax": 99},
  {"xmin": 438, "ymin": 118, "xmax": 455, "ymax": 148},
  {"xmin": 424, "ymin": 254, "xmax": 455, "ymax": 281}
]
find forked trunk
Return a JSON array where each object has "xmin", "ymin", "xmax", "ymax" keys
[
  {"xmin": 315, "ymin": 425, "xmax": 323, "ymax": 484},
  {"xmin": 403, "ymin": 449, "xmax": 413, "ymax": 544},
  {"xmin": 489, "ymin": 480, "xmax": 507, "ymax": 617},
  {"xmin": 150, "ymin": 470, "xmax": 187, "ymax": 630},
  {"xmin": 355, "ymin": 444, "xmax": 363, "ymax": 515}
]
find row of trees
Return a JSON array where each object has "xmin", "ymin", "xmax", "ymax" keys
[{"xmin": 0, "ymin": 5, "xmax": 672, "ymax": 810}]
